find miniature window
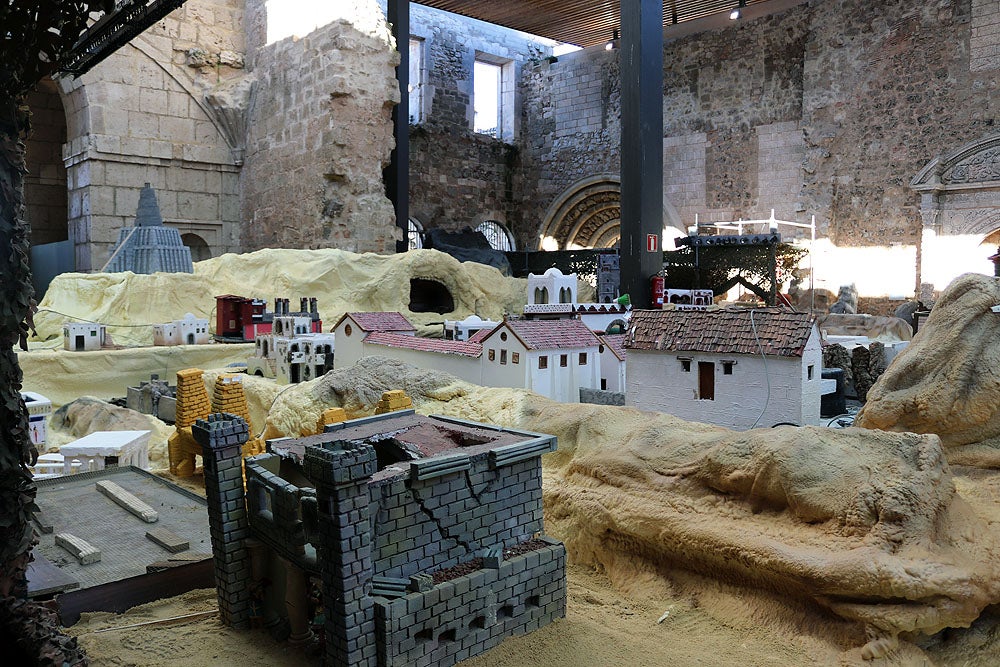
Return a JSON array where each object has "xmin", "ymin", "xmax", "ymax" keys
[
  {"xmin": 560, "ymin": 354, "xmax": 568, "ymax": 367},
  {"xmin": 512, "ymin": 352, "xmax": 519, "ymax": 364},
  {"xmin": 90, "ymin": 330, "xmax": 97, "ymax": 336},
  {"xmin": 500, "ymin": 349, "xmax": 507, "ymax": 365},
  {"xmin": 344, "ymin": 324, "xmax": 352, "ymax": 337},
  {"xmin": 808, "ymin": 365, "xmax": 815, "ymax": 380},
  {"xmin": 723, "ymin": 361, "xmax": 735, "ymax": 375},
  {"xmin": 579, "ymin": 352, "xmax": 587, "ymax": 365},
  {"xmin": 488, "ymin": 349, "xmax": 496, "ymax": 362},
  {"xmin": 500, "ymin": 331, "xmax": 508, "ymax": 341},
  {"xmin": 538, "ymin": 356, "xmax": 548, "ymax": 369},
  {"xmin": 680, "ymin": 359, "xmax": 691, "ymax": 372}
]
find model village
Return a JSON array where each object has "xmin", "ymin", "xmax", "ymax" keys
[{"xmin": 7, "ymin": 1, "xmax": 1000, "ymax": 667}]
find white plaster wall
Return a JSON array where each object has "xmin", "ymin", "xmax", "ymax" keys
[
  {"xmin": 526, "ymin": 347, "xmax": 599, "ymax": 403},
  {"xmin": 598, "ymin": 348, "xmax": 625, "ymax": 393},
  {"xmin": 481, "ymin": 340, "xmax": 529, "ymax": 389},
  {"xmin": 360, "ymin": 344, "xmax": 482, "ymax": 384},
  {"xmin": 332, "ymin": 320, "xmax": 366, "ymax": 369},
  {"xmin": 626, "ymin": 350, "xmax": 814, "ymax": 430},
  {"xmin": 798, "ymin": 327, "xmax": 823, "ymax": 427}
]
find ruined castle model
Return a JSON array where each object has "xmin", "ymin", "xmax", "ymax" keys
[
  {"xmin": 105, "ymin": 183, "xmax": 193, "ymax": 274},
  {"xmin": 195, "ymin": 409, "xmax": 566, "ymax": 667}
]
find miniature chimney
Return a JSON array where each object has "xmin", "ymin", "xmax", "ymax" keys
[
  {"xmin": 300, "ymin": 297, "xmax": 309, "ymax": 313},
  {"xmin": 310, "ymin": 297, "xmax": 318, "ymax": 315},
  {"xmin": 274, "ymin": 298, "xmax": 282, "ymax": 315},
  {"xmin": 282, "ymin": 298, "xmax": 290, "ymax": 316}
]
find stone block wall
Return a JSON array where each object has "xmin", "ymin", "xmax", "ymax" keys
[
  {"xmin": 241, "ymin": 13, "xmax": 399, "ymax": 253},
  {"xmin": 57, "ymin": 0, "xmax": 245, "ymax": 271},
  {"xmin": 519, "ymin": 49, "xmax": 621, "ymax": 246},
  {"xmin": 370, "ymin": 455, "xmax": 544, "ymax": 580},
  {"xmin": 407, "ymin": 5, "xmax": 553, "ymax": 246},
  {"xmin": 375, "ymin": 540, "xmax": 565, "ymax": 667}
]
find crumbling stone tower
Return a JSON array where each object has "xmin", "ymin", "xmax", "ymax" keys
[
  {"xmin": 168, "ymin": 368, "xmax": 211, "ymax": 476},
  {"xmin": 304, "ymin": 442, "xmax": 378, "ymax": 667},
  {"xmin": 211, "ymin": 373, "xmax": 263, "ymax": 457},
  {"xmin": 193, "ymin": 412, "xmax": 252, "ymax": 629}
]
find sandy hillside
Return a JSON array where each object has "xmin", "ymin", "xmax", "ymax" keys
[{"xmin": 64, "ymin": 353, "xmax": 1000, "ymax": 666}]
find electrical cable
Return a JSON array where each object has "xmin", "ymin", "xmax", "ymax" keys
[
  {"xmin": 36, "ymin": 308, "xmax": 163, "ymax": 328},
  {"xmin": 748, "ymin": 308, "xmax": 771, "ymax": 429}
]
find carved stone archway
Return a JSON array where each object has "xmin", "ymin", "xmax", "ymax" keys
[
  {"xmin": 539, "ymin": 176, "xmax": 621, "ymax": 249},
  {"xmin": 912, "ymin": 133, "xmax": 1000, "ymax": 236},
  {"xmin": 538, "ymin": 175, "xmax": 684, "ymax": 249}
]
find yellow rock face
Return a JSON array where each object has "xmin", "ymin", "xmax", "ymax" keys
[
  {"xmin": 31, "ymin": 247, "xmax": 531, "ymax": 347},
  {"xmin": 857, "ymin": 273, "xmax": 1000, "ymax": 465}
]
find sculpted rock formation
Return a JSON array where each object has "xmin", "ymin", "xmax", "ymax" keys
[
  {"xmin": 249, "ymin": 356, "xmax": 1000, "ymax": 660},
  {"xmin": 30, "ymin": 247, "xmax": 528, "ymax": 347},
  {"xmin": 857, "ymin": 273, "xmax": 1000, "ymax": 466}
]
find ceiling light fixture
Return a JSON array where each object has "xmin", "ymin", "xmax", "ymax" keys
[
  {"xmin": 605, "ymin": 28, "xmax": 619, "ymax": 51},
  {"xmin": 729, "ymin": 0, "xmax": 746, "ymax": 20}
]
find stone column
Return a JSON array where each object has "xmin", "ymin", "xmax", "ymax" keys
[
  {"xmin": 193, "ymin": 412, "xmax": 252, "ymax": 629},
  {"xmin": 303, "ymin": 442, "xmax": 377, "ymax": 667}
]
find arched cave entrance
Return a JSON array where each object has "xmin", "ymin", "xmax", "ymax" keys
[
  {"xmin": 24, "ymin": 77, "xmax": 68, "ymax": 246},
  {"xmin": 181, "ymin": 233, "xmax": 212, "ymax": 262},
  {"xmin": 409, "ymin": 278, "xmax": 455, "ymax": 314}
]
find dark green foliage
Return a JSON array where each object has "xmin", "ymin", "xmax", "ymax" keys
[{"xmin": 662, "ymin": 243, "xmax": 807, "ymax": 302}]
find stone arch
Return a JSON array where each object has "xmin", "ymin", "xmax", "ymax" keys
[
  {"xmin": 24, "ymin": 76, "xmax": 69, "ymax": 247},
  {"xmin": 912, "ymin": 133, "xmax": 1000, "ymax": 236},
  {"xmin": 538, "ymin": 175, "xmax": 685, "ymax": 250},
  {"xmin": 182, "ymin": 233, "xmax": 212, "ymax": 262}
]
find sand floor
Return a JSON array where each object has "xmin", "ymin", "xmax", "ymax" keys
[{"xmin": 67, "ymin": 557, "xmax": 1000, "ymax": 667}]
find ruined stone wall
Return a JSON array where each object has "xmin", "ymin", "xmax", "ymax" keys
[
  {"xmin": 514, "ymin": 0, "xmax": 999, "ymax": 259},
  {"xmin": 801, "ymin": 0, "xmax": 995, "ymax": 246},
  {"xmin": 408, "ymin": 6, "xmax": 551, "ymax": 248},
  {"xmin": 58, "ymin": 0, "xmax": 246, "ymax": 271},
  {"xmin": 518, "ymin": 50, "xmax": 621, "ymax": 248},
  {"xmin": 241, "ymin": 14, "xmax": 399, "ymax": 253}
]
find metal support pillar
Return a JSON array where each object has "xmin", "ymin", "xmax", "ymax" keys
[
  {"xmin": 386, "ymin": 0, "xmax": 410, "ymax": 252},
  {"xmin": 619, "ymin": 0, "xmax": 664, "ymax": 307}
]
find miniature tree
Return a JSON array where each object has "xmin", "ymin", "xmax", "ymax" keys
[{"xmin": 0, "ymin": 2, "xmax": 185, "ymax": 662}]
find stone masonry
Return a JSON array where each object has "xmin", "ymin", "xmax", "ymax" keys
[
  {"xmin": 304, "ymin": 442, "xmax": 379, "ymax": 667},
  {"xmin": 214, "ymin": 410, "xmax": 566, "ymax": 667},
  {"xmin": 193, "ymin": 412, "xmax": 253, "ymax": 629}
]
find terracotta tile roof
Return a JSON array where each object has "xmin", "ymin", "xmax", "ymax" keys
[
  {"xmin": 336, "ymin": 312, "xmax": 416, "ymax": 333},
  {"xmin": 486, "ymin": 318, "xmax": 601, "ymax": 350},
  {"xmin": 599, "ymin": 334, "xmax": 627, "ymax": 361},
  {"xmin": 364, "ymin": 332, "xmax": 483, "ymax": 357},
  {"xmin": 625, "ymin": 308, "xmax": 815, "ymax": 357},
  {"xmin": 467, "ymin": 328, "xmax": 493, "ymax": 344}
]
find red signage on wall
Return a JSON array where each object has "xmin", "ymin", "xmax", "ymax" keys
[{"xmin": 647, "ymin": 234, "xmax": 658, "ymax": 252}]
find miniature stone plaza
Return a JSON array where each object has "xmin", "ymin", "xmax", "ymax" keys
[{"xmin": 8, "ymin": 1, "xmax": 1000, "ymax": 666}]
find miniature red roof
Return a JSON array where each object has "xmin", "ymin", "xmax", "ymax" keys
[
  {"xmin": 485, "ymin": 318, "xmax": 602, "ymax": 350},
  {"xmin": 626, "ymin": 308, "xmax": 815, "ymax": 357},
  {"xmin": 335, "ymin": 312, "xmax": 416, "ymax": 333},
  {"xmin": 599, "ymin": 334, "xmax": 627, "ymax": 361},
  {"xmin": 365, "ymin": 332, "xmax": 483, "ymax": 357},
  {"xmin": 467, "ymin": 328, "xmax": 492, "ymax": 344}
]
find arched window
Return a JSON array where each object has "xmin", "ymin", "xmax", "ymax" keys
[
  {"xmin": 476, "ymin": 220, "xmax": 514, "ymax": 251},
  {"xmin": 408, "ymin": 218, "xmax": 424, "ymax": 250}
]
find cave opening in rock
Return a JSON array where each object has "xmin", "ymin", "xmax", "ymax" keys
[{"xmin": 409, "ymin": 278, "xmax": 455, "ymax": 314}]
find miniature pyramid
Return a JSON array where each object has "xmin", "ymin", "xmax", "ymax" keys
[{"xmin": 105, "ymin": 183, "xmax": 193, "ymax": 274}]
